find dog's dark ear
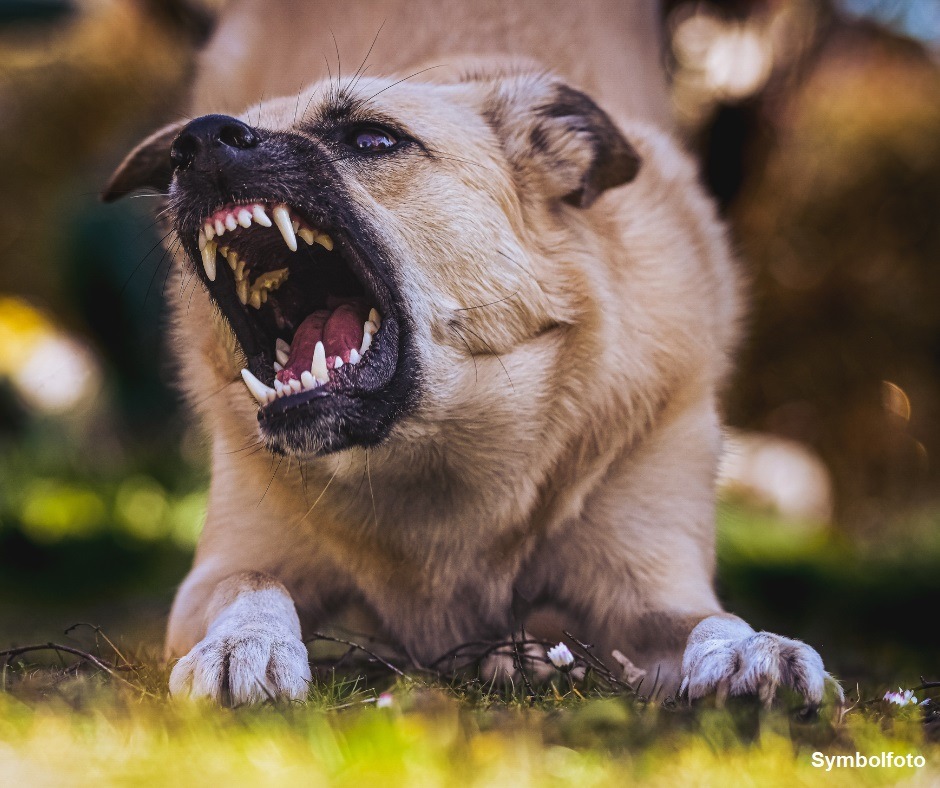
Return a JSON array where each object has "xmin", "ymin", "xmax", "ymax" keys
[
  {"xmin": 487, "ymin": 78, "xmax": 641, "ymax": 208},
  {"xmin": 101, "ymin": 122, "xmax": 184, "ymax": 202}
]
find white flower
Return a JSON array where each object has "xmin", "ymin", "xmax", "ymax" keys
[
  {"xmin": 547, "ymin": 642, "xmax": 575, "ymax": 671},
  {"xmin": 376, "ymin": 692, "xmax": 394, "ymax": 708},
  {"xmin": 884, "ymin": 688, "xmax": 918, "ymax": 706}
]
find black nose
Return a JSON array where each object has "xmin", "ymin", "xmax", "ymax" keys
[{"xmin": 170, "ymin": 114, "xmax": 260, "ymax": 171}]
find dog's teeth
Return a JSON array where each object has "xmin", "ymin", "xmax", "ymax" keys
[
  {"xmin": 236, "ymin": 277, "xmax": 249, "ymax": 305},
  {"xmin": 201, "ymin": 240, "xmax": 217, "ymax": 281},
  {"xmin": 236, "ymin": 258, "xmax": 246, "ymax": 281},
  {"xmin": 224, "ymin": 214, "xmax": 238, "ymax": 232},
  {"xmin": 240, "ymin": 368, "xmax": 275, "ymax": 406},
  {"xmin": 298, "ymin": 227, "xmax": 315, "ymax": 246},
  {"xmin": 204, "ymin": 222, "xmax": 215, "ymax": 241},
  {"xmin": 272, "ymin": 204, "xmax": 298, "ymax": 252},
  {"xmin": 333, "ymin": 357, "xmax": 343, "ymax": 370},
  {"xmin": 274, "ymin": 379, "xmax": 286, "ymax": 397},
  {"xmin": 348, "ymin": 349, "xmax": 361, "ymax": 365},
  {"xmin": 260, "ymin": 288, "xmax": 269, "ymax": 303},
  {"xmin": 252, "ymin": 204, "xmax": 273, "ymax": 227},
  {"xmin": 275, "ymin": 339, "xmax": 290, "ymax": 366},
  {"xmin": 237, "ymin": 209, "xmax": 253, "ymax": 228},
  {"xmin": 288, "ymin": 377, "xmax": 302, "ymax": 393},
  {"xmin": 315, "ymin": 233, "xmax": 334, "ymax": 251},
  {"xmin": 300, "ymin": 371, "xmax": 317, "ymax": 390},
  {"xmin": 359, "ymin": 328, "xmax": 372, "ymax": 356},
  {"xmin": 312, "ymin": 341, "xmax": 329, "ymax": 384},
  {"xmin": 215, "ymin": 219, "xmax": 226, "ymax": 237},
  {"xmin": 364, "ymin": 320, "xmax": 378, "ymax": 337},
  {"xmin": 274, "ymin": 361, "xmax": 283, "ymax": 372},
  {"xmin": 249, "ymin": 290, "xmax": 262, "ymax": 309},
  {"xmin": 197, "ymin": 230, "xmax": 207, "ymax": 252},
  {"xmin": 227, "ymin": 250, "xmax": 238, "ymax": 271},
  {"xmin": 368, "ymin": 308, "xmax": 381, "ymax": 330},
  {"xmin": 291, "ymin": 219, "xmax": 300, "ymax": 233}
]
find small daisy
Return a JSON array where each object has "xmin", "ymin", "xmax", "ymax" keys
[
  {"xmin": 547, "ymin": 642, "xmax": 575, "ymax": 672},
  {"xmin": 883, "ymin": 688, "xmax": 918, "ymax": 706}
]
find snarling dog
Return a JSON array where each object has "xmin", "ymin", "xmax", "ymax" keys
[{"xmin": 104, "ymin": 14, "xmax": 839, "ymax": 707}]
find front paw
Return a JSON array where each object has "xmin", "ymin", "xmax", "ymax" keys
[
  {"xmin": 169, "ymin": 624, "xmax": 311, "ymax": 705},
  {"xmin": 680, "ymin": 624, "xmax": 841, "ymax": 708}
]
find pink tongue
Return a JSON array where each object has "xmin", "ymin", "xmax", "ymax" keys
[
  {"xmin": 276, "ymin": 302, "xmax": 369, "ymax": 383},
  {"xmin": 323, "ymin": 304, "xmax": 368, "ymax": 361}
]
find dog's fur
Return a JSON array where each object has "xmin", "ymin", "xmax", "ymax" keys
[{"xmin": 107, "ymin": 0, "xmax": 838, "ymax": 705}]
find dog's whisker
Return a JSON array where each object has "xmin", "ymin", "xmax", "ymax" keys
[{"xmin": 257, "ymin": 456, "xmax": 283, "ymax": 508}]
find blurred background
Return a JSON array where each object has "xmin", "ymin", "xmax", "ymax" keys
[{"xmin": 0, "ymin": 0, "xmax": 936, "ymax": 683}]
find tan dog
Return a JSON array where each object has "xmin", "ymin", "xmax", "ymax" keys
[{"xmin": 104, "ymin": 0, "xmax": 839, "ymax": 706}]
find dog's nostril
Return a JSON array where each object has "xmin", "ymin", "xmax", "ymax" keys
[
  {"xmin": 218, "ymin": 122, "xmax": 259, "ymax": 150},
  {"xmin": 170, "ymin": 133, "xmax": 200, "ymax": 171}
]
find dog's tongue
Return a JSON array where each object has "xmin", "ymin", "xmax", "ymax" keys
[{"xmin": 276, "ymin": 301, "xmax": 369, "ymax": 383}]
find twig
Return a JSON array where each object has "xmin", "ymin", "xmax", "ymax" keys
[
  {"xmin": 0, "ymin": 643, "xmax": 154, "ymax": 696},
  {"xmin": 511, "ymin": 629, "xmax": 536, "ymax": 699},
  {"xmin": 307, "ymin": 632, "xmax": 407, "ymax": 679}
]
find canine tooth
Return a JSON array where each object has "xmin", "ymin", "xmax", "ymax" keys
[
  {"xmin": 224, "ymin": 214, "xmax": 238, "ymax": 232},
  {"xmin": 236, "ymin": 258, "xmax": 246, "ymax": 280},
  {"xmin": 315, "ymin": 233, "xmax": 334, "ymax": 251},
  {"xmin": 274, "ymin": 361, "xmax": 283, "ymax": 372},
  {"xmin": 240, "ymin": 368, "xmax": 275, "ymax": 406},
  {"xmin": 272, "ymin": 204, "xmax": 298, "ymax": 252},
  {"xmin": 204, "ymin": 222, "xmax": 215, "ymax": 241},
  {"xmin": 300, "ymin": 371, "xmax": 317, "ymax": 390},
  {"xmin": 298, "ymin": 227, "xmax": 315, "ymax": 245},
  {"xmin": 201, "ymin": 240, "xmax": 217, "ymax": 281},
  {"xmin": 348, "ymin": 349, "xmax": 361, "ymax": 364},
  {"xmin": 237, "ymin": 277, "xmax": 249, "ymax": 305},
  {"xmin": 359, "ymin": 329, "xmax": 372, "ymax": 355},
  {"xmin": 252, "ymin": 204, "xmax": 273, "ymax": 227},
  {"xmin": 237, "ymin": 208, "xmax": 253, "ymax": 228},
  {"xmin": 312, "ymin": 341, "xmax": 329, "ymax": 383},
  {"xmin": 227, "ymin": 251, "xmax": 238, "ymax": 271},
  {"xmin": 198, "ymin": 230, "xmax": 207, "ymax": 251},
  {"xmin": 368, "ymin": 308, "xmax": 381, "ymax": 330},
  {"xmin": 215, "ymin": 219, "xmax": 225, "ymax": 237},
  {"xmin": 364, "ymin": 320, "xmax": 378, "ymax": 336},
  {"xmin": 289, "ymin": 378, "xmax": 302, "ymax": 393},
  {"xmin": 275, "ymin": 339, "xmax": 290, "ymax": 365},
  {"xmin": 249, "ymin": 290, "xmax": 262, "ymax": 309}
]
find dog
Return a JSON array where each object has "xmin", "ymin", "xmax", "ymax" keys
[{"xmin": 103, "ymin": 0, "xmax": 839, "ymax": 706}]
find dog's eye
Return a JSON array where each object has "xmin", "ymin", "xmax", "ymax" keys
[{"xmin": 346, "ymin": 126, "xmax": 398, "ymax": 152}]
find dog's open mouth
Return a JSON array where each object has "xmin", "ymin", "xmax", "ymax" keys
[{"xmin": 192, "ymin": 200, "xmax": 400, "ymax": 423}]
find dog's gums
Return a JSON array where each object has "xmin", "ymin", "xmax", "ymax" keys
[{"xmin": 196, "ymin": 201, "xmax": 384, "ymax": 405}]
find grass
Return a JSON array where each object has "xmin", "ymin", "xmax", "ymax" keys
[{"xmin": 0, "ymin": 642, "xmax": 937, "ymax": 787}]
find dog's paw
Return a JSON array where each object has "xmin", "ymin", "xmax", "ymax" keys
[
  {"xmin": 680, "ymin": 620, "xmax": 842, "ymax": 708},
  {"xmin": 169, "ymin": 624, "xmax": 311, "ymax": 705}
]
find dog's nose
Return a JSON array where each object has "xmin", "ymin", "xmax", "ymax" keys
[{"xmin": 170, "ymin": 114, "xmax": 260, "ymax": 171}]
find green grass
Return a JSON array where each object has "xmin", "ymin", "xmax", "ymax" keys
[{"xmin": 1, "ymin": 651, "xmax": 937, "ymax": 787}]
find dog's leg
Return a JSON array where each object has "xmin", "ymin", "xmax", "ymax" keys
[
  {"xmin": 531, "ymin": 392, "xmax": 840, "ymax": 707},
  {"xmin": 167, "ymin": 571, "xmax": 311, "ymax": 704}
]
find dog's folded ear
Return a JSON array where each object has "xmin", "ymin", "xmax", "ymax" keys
[
  {"xmin": 101, "ymin": 121, "xmax": 184, "ymax": 202},
  {"xmin": 485, "ymin": 76, "xmax": 641, "ymax": 209}
]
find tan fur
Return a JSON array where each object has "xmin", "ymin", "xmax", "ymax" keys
[{"xmin": 110, "ymin": 0, "xmax": 838, "ymax": 705}]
